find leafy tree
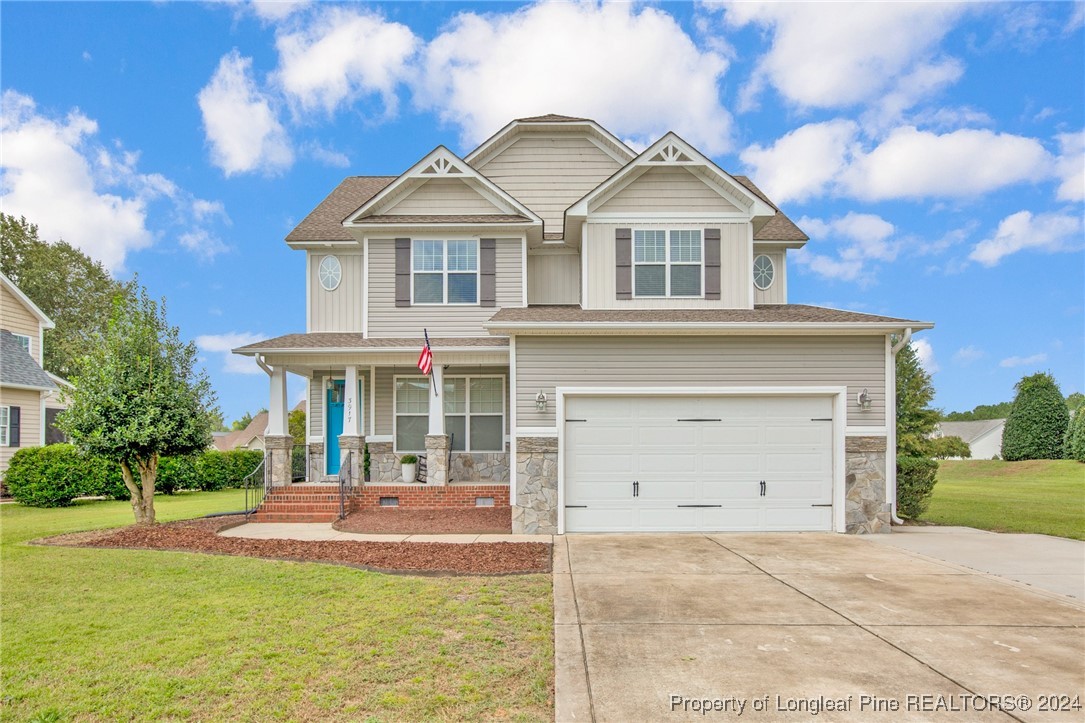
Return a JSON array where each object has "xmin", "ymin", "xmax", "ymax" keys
[
  {"xmin": 231, "ymin": 412, "xmax": 254, "ymax": 431},
  {"xmin": 208, "ymin": 409, "xmax": 229, "ymax": 433},
  {"xmin": 896, "ymin": 339, "xmax": 941, "ymax": 456},
  {"xmin": 942, "ymin": 401, "xmax": 1013, "ymax": 421},
  {"xmin": 1, "ymin": 213, "xmax": 132, "ymax": 380},
  {"xmin": 1066, "ymin": 392, "xmax": 1085, "ymax": 415},
  {"xmin": 1001, "ymin": 372, "xmax": 1070, "ymax": 461},
  {"xmin": 927, "ymin": 435, "xmax": 972, "ymax": 459},
  {"xmin": 289, "ymin": 409, "xmax": 306, "ymax": 445},
  {"xmin": 1064, "ymin": 412, "xmax": 1085, "ymax": 462},
  {"xmin": 58, "ymin": 287, "xmax": 218, "ymax": 523}
]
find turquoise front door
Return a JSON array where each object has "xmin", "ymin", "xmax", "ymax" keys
[{"xmin": 326, "ymin": 381, "xmax": 345, "ymax": 475}]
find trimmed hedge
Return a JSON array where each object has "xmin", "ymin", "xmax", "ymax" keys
[
  {"xmin": 1065, "ymin": 413, "xmax": 1085, "ymax": 463},
  {"xmin": 4, "ymin": 446, "xmax": 264, "ymax": 507},
  {"xmin": 1002, "ymin": 372, "xmax": 1070, "ymax": 461},
  {"xmin": 897, "ymin": 455, "xmax": 939, "ymax": 519}
]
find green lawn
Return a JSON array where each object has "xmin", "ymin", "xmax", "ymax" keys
[
  {"xmin": 922, "ymin": 459, "xmax": 1085, "ymax": 540},
  {"xmin": 0, "ymin": 491, "xmax": 553, "ymax": 721}
]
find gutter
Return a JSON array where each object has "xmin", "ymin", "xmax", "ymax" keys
[{"xmin": 888, "ymin": 327, "xmax": 913, "ymax": 525}]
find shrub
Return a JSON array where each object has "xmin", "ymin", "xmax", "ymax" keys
[
  {"xmin": 193, "ymin": 449, "xmax": 263, "ymax": 491},
  {"xmin": 157, "ymin": 456, "xmax": 198, "ymax": 495},
  {"xmin": 1065, "ymin": 413, "xmax": 1085, "ymax": 463},
  {"xmin": 1002, "ymin": 372, "xmax": 1070, "ymax": 460},
  {"xmin": 6, "ymin": 445, "xmax": 96, "ymax": 507},
  {"xmin": 897, "ymin": 455, "xmax": 939, "ymax": 519},
  {"xmin": 928, "ymin": 435, "xmax": 972, "ymax": 459},
  {"xmin": 400, "ymin": 454, "xmax": 418, "ymax": 464}
]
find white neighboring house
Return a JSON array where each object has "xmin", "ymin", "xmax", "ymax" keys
[{"xmin": 933, "ymin": 419, "xmax": 1006, "ymax": 460}]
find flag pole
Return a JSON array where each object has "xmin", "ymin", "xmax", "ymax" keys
[{"xmin": 424, "ymin": 328, "xmax": 437, "ymax": 396}]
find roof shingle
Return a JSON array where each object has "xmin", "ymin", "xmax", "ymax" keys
[
  {"xmin": 487, "ymin": 304, "xmax": 927, "ymax": 326},
  {"xmin": 286, "ymin": 176, "xmax": 395, "ymax": 242},
  {"xmin": 235, "ymin": 334, "xmax": 509, "ymax": 352},
  {"xmin": 351, "ymin": 214, "xmax": 531, "ymax": 225},
  {"xmin": 0, "ymin": 330, "xmax": 57, "ymax": 389},
  {"xmin": 733, "ymin": 176, "xmax": 809, "ymax": 242}
]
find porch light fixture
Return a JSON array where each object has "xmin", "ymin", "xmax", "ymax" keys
[
  {"xmin": 535, "ymin": 391, "xmax": 548, "ymax": 412},
  {"xmin": 857, "ymin": 388, "xmax": 872, "ymax": 411}
]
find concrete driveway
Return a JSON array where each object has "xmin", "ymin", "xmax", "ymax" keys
[{"xmin": 554, "ymin": 533, "xmax": 1085, "ymax": 722}]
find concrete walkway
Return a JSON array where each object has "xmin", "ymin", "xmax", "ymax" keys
[
  {"xmin": 864, "ymin": 526, "xmax": 1085, "ymax": 599},
  {"xmin": 555, "ymin": 533, "xmax": 1085, "ymax": 722},
  {"xmin": 218, "ymin": 521, "xmax": 548, "ymax": 544}
]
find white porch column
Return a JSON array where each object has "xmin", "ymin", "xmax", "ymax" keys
[
  {"xmin": 267, "ymin": 365, "xmax": 288, "ymax": 435},
  {"xmin": 343, "ymin": 365, "xmax": 360, "ymax": 436},
  {"xmin": 427, "ymin": 364, "xmax": 445, "ymax": 435}
]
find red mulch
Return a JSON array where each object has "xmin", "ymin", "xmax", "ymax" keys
[
  {"xmin": 334, "ymin": 507, "xmax": 512, "ymax": 534},
  {"xmin": 42, "ymin": 516, "xmax": 550, "ymax": 575}
]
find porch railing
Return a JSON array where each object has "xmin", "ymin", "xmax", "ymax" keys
[
  {"xmin": 291, "ymin": 444, "xmax": 307, "ymax": 482},
  {"xmin": 337, "ymin": 450, "xmax": 353, "ymax": 520},
  {"xmin": 243, "ymin": 453, "xmax": 269, "ymax": 516}
]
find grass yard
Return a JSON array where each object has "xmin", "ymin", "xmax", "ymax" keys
[
  {"xmin": 0, "ymin": 491, "xmax": 553, "ymax": 722},
  {"xmin": 922, "ymin": 459, "xmax": 1085, "ymax": 540}
]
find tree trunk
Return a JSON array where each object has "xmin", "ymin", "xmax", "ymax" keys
[
  {"xmin": 120, "ymin": 460, "xmax": 147, "ymax": 524},
  {"xmin": 137, "ymin": 454, "xmax": 159, "ymax": 524}
]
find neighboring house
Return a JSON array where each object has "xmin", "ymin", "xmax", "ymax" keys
[
  {"xmin": 933, "ymin": 420, "xmax": 1006, "ymax": 460},
  {"xmin": 234, "ymin": 114, "xmax": 933, "ymax": 534},
  {"xmin": 213, "ymin": 402, "xmax": 305, "ymax": 452},
  {"xmin": 0, "ymin": 272, "xmax": 70, "ymax": 485}
]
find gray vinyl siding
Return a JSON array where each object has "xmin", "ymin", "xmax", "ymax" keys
[
  {"xmin": 367, "ymin": 237, "xmax": 523, "ymax": 337},
  {"xmin": 527, "ymin": 251, "xmax": 580, "ymax": 304},
  {"xmin": 753, "ymin": 250, "xmax": 788, "ymax": 305},
  {"xmin": 584, "ymin": 222, "xmax": 750, "ymax": 309},
  {"xmin": 384, "ymin": 179, "xmax": 503, "ymax": 215},
  {"xmin": 515, "ymin": 335, "xmax": 887, "ymax": 428},
  {"xmin": 309, "ymin": 370, "xmax": 371, "ymax": 439},
  {"xmin": 309, "ymin": 252, "xmax": 363, "ymax": 332},
  {"xmin": 375, "ymin": 366, "xmax": 510, "ymax": 438},
  {"xmin": 593, "ymin": 166, "xmax": 741, "ymax": 214},
  {"xmin": 476, "ymin": 135, "xmax": 622, "ymax": 234},
  {"xmin": 309, "ymin": 378, "xmax": 323, "ymax": 438}
]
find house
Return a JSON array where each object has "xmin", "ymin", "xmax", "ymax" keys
[
  {"xmin": 213, "ymin": 401, "xmax": 306, "ymax": 452},
  {"xmin": 933, "ymin": 419, "xmax": 1006, "ymax": 460},
  {"xmin": 1, "ymin": 272, "xmax": 70, "ymax": 486},
  {"xmin": 234, "ymin": 114, "xmax": 933, "ymax": 534}
]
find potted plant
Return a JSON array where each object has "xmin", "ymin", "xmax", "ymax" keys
[{"xmin": 400, "ymin": 454, "xmax": 418, "ymax": 483}]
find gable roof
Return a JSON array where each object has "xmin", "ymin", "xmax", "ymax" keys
[
  {"xmin": 286, "ymin": 176, "xmax": 396, "ymax": 243},
  {"xmin": 0, "ymin": 330, "xmax": 56, "ymax": 390},
  {"xmin": 515, "ymin": 114, "xmax": 591, "ymax": 123},
  {"xmin": 936, "ymin": 419, "xmax": 1006, "ymax": 444},
  {"xmin": 466, "ymin": 114, "xmax": 636, "ymax": 168},
  {"xmin": 0, "ymin": 272, "xmax": 55, "ymax": 329},
  {"xmin": 733, "ymin": 176, "xmax": 809, "ymax": 243}
]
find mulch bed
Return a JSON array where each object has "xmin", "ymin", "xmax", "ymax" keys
[
  {"xmin": 38, "ymin": 516, "xmax": 550, "ymax": 576},
  {"xmin": 334, "ymin": 507, "xmax": 512, "ymax": 534}
]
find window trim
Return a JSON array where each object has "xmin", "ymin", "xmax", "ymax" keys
[
  {"xmin": 410, "ymin": 238, "xmax": 480, "ymax": 306},
  {"xmin": 318, "ymin": 255, "xmax": 342, "ymax": 291},
  {"xmin": 0, "ymin": 406, "xmax": 8, "ymax": 447},
  {"xmin": 753, "ymin": 254, "xmax": 775, "ymax": 291},
  {"xmin": 631, "ymin": 229, "xmax": 705, "ymax": 299},
  {"xmin": 11, "ymin": 333, "xmax": 31, "ymax": 356},
  {"xmin": 392, "ymin": 373, "xmax": 506, "ymax": 454}
]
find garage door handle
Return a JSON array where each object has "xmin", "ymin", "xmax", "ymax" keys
[
  {"xmin": 565, "ymin": 505, "xmax": 588, "ymax": 509},
  {"xmin": 759, "ymin": 480, "xmax": 766, "ymax": 497},
  {"xmin": 677, "ymin": 504, "xmax": 722, "ymax": 508},
  {"xmin": 677, "ymin": 418, "xmax": 721, "ymax": 422},
  {"xmin": 810, "ymin": 504, "xmax": 832, "ymax": 507}
]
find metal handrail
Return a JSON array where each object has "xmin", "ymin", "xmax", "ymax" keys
[
  {"xmin": 242, "ymin": 454, "xmax": 268, "ymax": 516},
  {"xmin": 337, "ymin": 450, "xmax": 353, "ymax": 520}
]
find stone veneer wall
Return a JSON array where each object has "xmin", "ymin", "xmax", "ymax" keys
[
  {"xmin": 307, "ymin": 442, "xmax": 324, "ymax": 482},
  {"xmin": 513, "ymin": 436, "xmax": 558, "ymax": 534},
  {"xmin": 845, "ymin": 435, "xmax": 890, "ymax": 534},
  {"xmin": 368, "ymin": 441, "xmax": 510, "ymax": 484}
]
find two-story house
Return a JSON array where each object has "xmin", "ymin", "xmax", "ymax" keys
[
  {"xmin": 1, "ymin": 272, "xmax": 69, "ymax": 488},
  {"xmin": 235, "ymin": 115, "xmax": 932, "ymax": 534}
]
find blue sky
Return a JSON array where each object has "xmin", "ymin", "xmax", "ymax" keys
[{"xmin": 2, "ymin": 0, "xmax": 1082, "ymax": 423}]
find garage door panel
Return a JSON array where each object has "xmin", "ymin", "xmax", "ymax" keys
[
  {"xmin": 638, "ymin": 425, "xmax": 699, "ymax": 447},
  {"xmin": 568, "ymin": 482, "xmax": 634, "ymax": 504},
  {"xmin": 765, "ymin": 424, "xmax": 830, "ymax": 445},
  {"xmin": 568, "ymin": 453, "xmax": 634, "ymax": 474},
  {"xmin": 766, "ymin": 451, "xmax": 832, "ymax": 474},
  {"xmin": 764, "ymin": 506, "xmax": 833, "ymax": 530},
  {"xmin": 701, "ymin": 479, "xmax": 762, "ymax": 501},
  {"xmin": 700, "ymin": 506, "xmax": 765, "ymax": 531},
  {"xmin": 701, "ymin": 424, "xmax": 761, "ymax": 446},
  {"xmin": 766, "ymin": 481, "xmax": 829, "ymax": 502},
  {"xmin": 637, "ymin": 507, "xmax": 702, "ymax": 531},
  {"xmin": 638, "ymin": 480, "xmax": 698, "ymax": 501},
  {"xmin": 568, "ymin": 397, "xmax": 636, "ymax": 419},
  {"xmin": 566, "ymin": 507, "xmax": 635, "ymax": 532},
  {"xmin": 638, "ymin": 453, "xmax": 696, "ymax": 474},
  {"xmin": 570, "ymin": 424, "xmax": 636, "ymax": 447},
  {"xmin": 700, "ymin": 453, "xmax": 761, "ymax": 473}
]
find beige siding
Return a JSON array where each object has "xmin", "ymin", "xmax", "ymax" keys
[
  {"xmin": 477, "ymin": 135, "xmax": 622, "ymax": 234},
  {"xmin": 584, "ymin": 222, "xmax": 751, "ymax": 309},
  {"xmin": 1, "ymin": 285, "xmax": 43, "ymax": 364},
  {"xmin": 309, "ymin": 252, "xmax": 363, "ymax": 332},
  {"xmin": 515, "ymin": 335, "xmax": 887, "ymax": 428},
  {"xmin": 375, "ymin": 366, "xmax": 510, "ymax": 440},
  {"xmin": 527, "ymin": 251, "xmax": 580, "ymax": 305},
  {"xmin": 385, "ymin": 179, "xmax": 503, "ymax": 215},
  {"xmin": 309, "ymin": 378, "xmax": 323, "ymax": 438},
  {"xmin": 309, "ymin": 370, "xmax": 372, "ymax": 440},
  {"xmin": 367, "ymin": 237, "xmax": 523, "ymax": 337},
  {"xmin": 593, "ymin": 166, "xmax": 741, "ymax": 214},
  {"xmin": 0, "ymin": 387, "xmax": 43, "ymax": 475},
  {"xmin": 753, "ymin": 250, "xmax": 788, "ymax": 305}
]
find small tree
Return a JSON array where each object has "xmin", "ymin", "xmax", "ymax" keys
[
  {"xmin": 289, "ymin": 409, "xmax": 306, "ymax": 445},
  {"xmin": 928, "ymin": 435, "xmax": 972, "ymax": 459},
  {"xmin": 1064, "ymin": 412, "xmax": 1085, "ymax": 462},
  {"xmin": 1001, "ymin": 372, "xmax": 1070, "ymax": 461},
  {"xmin": 896, "ymin": 340, "xmax": 940, "ymax": 456},
  {"xmin": 59, "ymin": 287, "xmax": 217, "ymax": 523}
]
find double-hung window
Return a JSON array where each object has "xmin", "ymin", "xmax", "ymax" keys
[
  {"xmin": 0, "ymin": 407, "xmax": 9, "ymax": 446},
  {"xmin": 394, "ymin": 375, "xmax": 505, "ymax": 453},
  {"xmin": 412, "ymin": 240, "xmax": 479, "ymax": 304},
  {"xmin": 394, "ymin": 378, "xmax": 430, "ymax": 452},
  {"xmin": 12, "ymin": 334, "xmax": 30, "ymax": 356},
  {"xmin": 633, "ymin": 229, "xmax": 702, "ymax": 297}
]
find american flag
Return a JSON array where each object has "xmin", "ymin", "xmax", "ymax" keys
[{"xmin": 417, "ymin": 331, "xmax": 433, "ymax": 375}]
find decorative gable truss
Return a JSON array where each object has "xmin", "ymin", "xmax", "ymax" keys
[{"xmin": 343, "ymin": 146, "xmax": 543, "ymax": 231}]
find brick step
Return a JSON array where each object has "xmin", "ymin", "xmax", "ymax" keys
[
  {"xmin": 262, "ymin": 492, "xmax": 341, "ymax": 500},
  {"xmin": 249, "ymin": 512, "xmax": 339, "ymax": 523}
]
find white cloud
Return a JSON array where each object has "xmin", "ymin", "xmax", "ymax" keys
[
  {"xmin": 969, "ymin": 210, "xmax": 1084, "ymax": 266},
  {"xmin": 1000, "ymin": 353, "xmax": 1048, "ymax": 368},
  {"xmin": 862, "ymin": 57, "xmax": 964, "ymax": 131},
  {"xmin": 198, "ymin": 50, "xmax": 293, "ymax": 176},
  {"xmin": 179, "ymin": 229, "xmax": 229, "ymax": 261},
  {"xmin": 718, "ymin": 1, "xmax": 967, "ymax": 111},
  {"xmin": 302, "ymin": 141, "xmax": 350, "ymax": 168},
  {"xmin": 273, "ymin": 6, "xmax": 418, "ymax": 117},
  {"xmin": 739, "ymin": 120, "xmax": 857, "ymax": 203},
  {"xmin": 912, "ymin": 339, "xmax": 939, "ymax": 374},
  {"xmin": 791, "ymin": 212, "xmax": 897, "ymax": 283},
  {"xmin": 250, "ymin": 0, "xmax": 309, "ymax": 22},
  {"xmin": 1054, "ymin": 130, "xmax": 1084, "ymax": 202},
  {"xmin": 1, "ymin": 90, "xmax": 226, "ymax": 272},
  {"xmin": 415, "ymin": 1, "xmax": 733, "ymax": 154},
  {"xmin": 953, "ymin": 345, "xmax": 985, "ymax": 365},
  {"xmin": 196, "ymin": 331, "xmax": 266, "ymax": 375}
]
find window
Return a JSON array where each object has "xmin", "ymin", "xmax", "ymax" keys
[
  {"xmin": 633, "ymin": 230, "xmax": 702, "ymax": 297},
  {"xmin": 412, "ymin": 240, "xmax": 478, "ymax": 304},
  {"xmin": 0, "ymin": 407, "xmax": 8, "ymax": 446},
  {"xmin": 394, "ymin": 375, "xmax": 505, "ymax": 453},
  {"xmin": 12, "ymin": 334, "xmax": 30, "ymax": 355},
  {"xmin": 753, "ymin": 254, "xmax": 775, "ymax": 290},
  {"xmin": 318, "ymin": 255, "xmax": 342, "ymax": 291}
]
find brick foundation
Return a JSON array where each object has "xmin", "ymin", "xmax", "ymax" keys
[{"xmin": 351, "ymin": 484, "xmax": 510, "ymax": 510}]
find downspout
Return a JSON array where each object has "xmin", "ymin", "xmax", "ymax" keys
[
  {"xmin": 254, "ymin": 353, "xmax": 272, "ymax": 377},
  {"xmin": 888, "ymin": 328, "xmax": 912, "ymax": 525}
]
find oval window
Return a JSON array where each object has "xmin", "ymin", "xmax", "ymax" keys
[
  {"xmin": 318, "ymin": 255, "xmax": 342, "ymax": 291},
  {"xmin": 753, "ymin": 254, "xmax": 774, "ymax": 290}
]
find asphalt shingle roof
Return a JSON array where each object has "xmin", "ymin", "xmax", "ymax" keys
[
  {"xmin": 937, "ymin": 419, "xmax": 1006, "ymax": 444},
  {"xmin": 286, "ymin": 176, "xmax": 396, "ymax": 242},
  {"xmin": 487, "ymin": 304, "xmax": 926, "ymax": 326},
  {"xmin": 733, "ymin": 176, "xmax": 809, "ymax": 242},
  {"xmin": 0, "ymin": 330, "xmax": 56, "ymax": 389},
  {"xmin": 235, "ymin": 334, "xmax": 509, "ymax": 352}
]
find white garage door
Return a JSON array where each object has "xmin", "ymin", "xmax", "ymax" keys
[{"xmin": 564, "ymin": 395, "xmax": 834, "ymax": 532}]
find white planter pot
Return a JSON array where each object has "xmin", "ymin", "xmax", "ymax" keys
[{"xmin": 401, "ymin": 462, "xmax": 418, "ymax": 483}]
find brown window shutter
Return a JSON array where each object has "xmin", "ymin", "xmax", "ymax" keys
[
  {"xmin": 615, "ymin": 228, "xmax": 632, "ymax": 300},
  {"xmin": 704, "ymin": 228, "xmax": 721, "ymax": 300},
  {"xmin": 8, "ymin": 406, "xmax": 20, "ymax": 447},
  {"xmin": 395, "ymin": 238, "xmax": 411, "ymax": 307},
  {"xmin": 480, "ymin": 238, "xmax": 497, "ymax": 307}
]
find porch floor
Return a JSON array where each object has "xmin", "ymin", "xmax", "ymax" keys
[{"xmin": 219, "ymin": 522, "xmax": 546, "ymax": 544}]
